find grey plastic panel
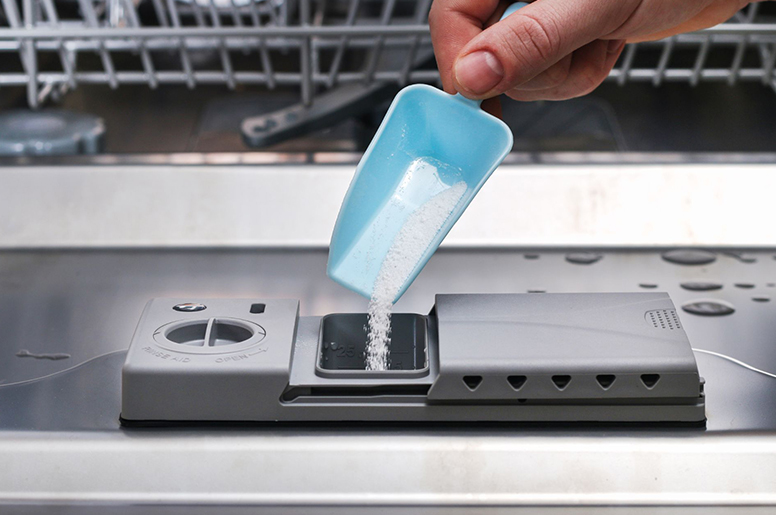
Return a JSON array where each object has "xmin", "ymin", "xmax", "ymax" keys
[
  {"xmin": 121, "ymin": 298, "xmax": 299, "ymax": 421},
  {"xmin": 428, "ymin": 293, "xmax": 700, "ymax": 402},
  {"xmin": 121, "ymin": 293, "xmax": 703, "ymax": 424}
]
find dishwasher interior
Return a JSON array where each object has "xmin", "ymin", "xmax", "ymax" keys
[
  {"xmin": 1, "ymin": 0, "xmax": 776, "ymax": 513},
  {"xmin": 0, "ymin": 0, "xmax": 775, "ymax": 154}
]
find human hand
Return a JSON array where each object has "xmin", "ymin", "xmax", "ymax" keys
[{"xmin": 429, "ymin": 0, "xmax": 753, "ymax": 105}]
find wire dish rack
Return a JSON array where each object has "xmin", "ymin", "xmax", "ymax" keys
[{"xmin": 1, "ymin": 0, "xmax": 775, "ymax": 145}]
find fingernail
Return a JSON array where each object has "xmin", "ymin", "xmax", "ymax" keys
[
  {"xmin": 454, "ymin": 51, "xmax": 504, "ymax": 95},
  {"xmin": 607, "ymin": 39, "xmax": 625, "ymax": 54}
]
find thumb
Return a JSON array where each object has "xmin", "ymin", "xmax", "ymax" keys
[{"xmin": 452, "ymin": 0, "xmax": 637, "ymax": 98}]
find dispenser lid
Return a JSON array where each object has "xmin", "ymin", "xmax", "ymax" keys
[{"xmin": 427, "ymin": 293, "xmax": 700, "ymax": 402}]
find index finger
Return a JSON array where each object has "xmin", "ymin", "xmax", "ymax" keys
[{"xmin": 429, "ymin": 0, "xmax": 504, "ymax": 94}]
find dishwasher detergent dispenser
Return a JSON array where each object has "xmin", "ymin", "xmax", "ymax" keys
[{"xmin": 121, "ymin": 293, "xmax": 705, "ymax": 425}]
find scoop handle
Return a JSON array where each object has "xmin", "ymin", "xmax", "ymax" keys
[
  {"xmin": 455, "ymin": 1, "xmax": 529, "ymax": 108},
  {"xmin": 501, "ymin": 2, "xmax": 529, "ymax": 19}
]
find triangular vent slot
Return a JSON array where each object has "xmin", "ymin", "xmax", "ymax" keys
[
  {"xmin": 463, "ymin": 375, "xmax": 483, "ymax": 391},
  {"xmin": 507, "ymin": 375, "xmax": 527, "ymax": 391},
  {"xmin": 641, "ymin": 374, "xmax": 660, "ymax": 389},
  {"xmin": 551, "ymin": 375, "xmax": 571, "ymax": 390},
  {"xmin": 596, "ymin": 374, "xmax": 616, "ymax": 389}
]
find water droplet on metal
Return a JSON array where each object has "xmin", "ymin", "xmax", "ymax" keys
[
  {"xmin": 734, "ymin": 283, "xmax": 755, "ymax": 289},
  {"xmin": 565, "ymin": 252, "xmax": 602, "ymax": 265},
  {"xmin": 682, "ymin": 300, "xmax": 735, "ymax": 317},
  {"xmin": 662, "ymin": 249, "xmax": 716, "ymax": 266},
  {"xmin": 639, "ymin": 283, "xmax": 658, "ymax": 289},
  {"xmin": 681, "ymin": 282, "xmax": 723, "ymax": 292},
  {"xmin": 753, "ymin": 296, "xmax": 771, "ymax": 303},
  {"xmin": 523, "ymin": 253, "xmax": 540, "ymax": 260},
  {"xmin": 15, "ymin": 349, "xmax": 70, "ymax": 360},
  {"xmin": 527, "ymin": 289, "xmax": 546, "ymax": 293},
  {"xmin": 723, "ymin": 251, "xmax": 757, "ymax": 263}
]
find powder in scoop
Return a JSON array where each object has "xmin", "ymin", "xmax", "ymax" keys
[{"xmin": 365, "ymin": 181, "xmax": 468, "ymax": 370}]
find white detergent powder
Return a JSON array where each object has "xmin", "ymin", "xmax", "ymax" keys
[{"xmin": 365, "ymin": 181, "xmax": 468, "ymax": 371}]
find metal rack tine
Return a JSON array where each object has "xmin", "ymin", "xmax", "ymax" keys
[
  {"xmin": 264, "ymin": 0, "xmax": 280, "ymax": 26},
  {"xmin": 151, "ymin": 0, "xmax": 170, "ymax": 26},
  {"xmin": 728, "ymin": 35, "xmax": 747, "ymax": 86},
  {"xmin": 326, "ymin": 0, "xmax": 360, "ymax": 88},
  {"xmin": 279, "ymin": 0, "xmax": 289, "ymax": 26},
  {"xmin": 617, "ymin": 43, "xmax": 637, "ymax": 86},
  {"xmin": 246, "ymin": 1, "xmax": 260, "ymax": 30},
  {"xmin": 309, "ymin": 0, "xmax": 324, "ymax": 84},
  {"xmin": 364, "ymin": 0, "xmax": 397, "ymax": 83},
  {"xmin": 76, "ymin": 0, "xmax": 119, "ymax": 88},
  {"xmin": 1, "ymin": 0, "xmax": 23, "ymax": 33},
  {"xmin": 690, "ymin": 37, "xmax": 710, "ymax": 87},
  {"xmin": 206, "ymin": 0, "xmax": 219, "ymax": 27},
  {"xmin": 122, "ymin": 0, "xmax": 159, "ymax": 88},
  {"xmin": 208, "ymin": 0, "xmax": 236, "ymax": 89},
  {"xmin": 165, "ymin": 0, "xmax": 196, "ymax": 88},
  {"xmin": 21, "ymin": 0, "xmax": 39, "ymax": 106},
  {"xmin": 39, "ymin": 0, "xmax": 77, "ymax": 89},
  {"xmin": 763, "ymin": 42, "xmax": 776, "ymax": 90},
  {"xmin": 653, "ymin": 36, "xmax": 675, "ymax": 87},
  {"xmin": 227, "ymin": 0, "xmax": 243, "ymax": 28},
  {"xmin": 300, "ymin": 0, "xmax": 312, "ymax": 105},
  {"xmin": 228, "ymin": 0, "xmax": 252, "ymax": 63},
  {"xmin": 189, "ymin": 0, "xmax": 207, "ymax": 27},
  {"xmin": 728, "ymin": 3, "xmax": 759, "ymax": 86},
  {"xmin": 247, "ymin": 0, "xmax": 276, "ymax": 89},
  {"xmin": 399, "ymin": 0, "xmax": 432, "ymax": 85},
  {"xmin": 3, "ymin": 0, "xmax": 37, "ymax": 106}
]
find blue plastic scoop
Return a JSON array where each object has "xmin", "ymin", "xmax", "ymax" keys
[{"xmin": 328, "ymin": 3, "xmax": 525, "ymax": 302}]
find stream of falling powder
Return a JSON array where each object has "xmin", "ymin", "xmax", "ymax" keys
[{"xmin": 365, "ymin": 181, "xmax": 468, "ymax": 371}]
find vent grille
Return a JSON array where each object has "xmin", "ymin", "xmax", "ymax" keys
[
  {"xmin": 646, "ymin": 309, "xmax": 682, "ymax": 330},
  {"xmin": 438, "ymin": 372, "xmax": 679, "ymax": 401}
]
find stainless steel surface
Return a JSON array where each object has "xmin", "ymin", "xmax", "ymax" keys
[
  {"xmin": 1, "ymin": 247, "xmax": 776, "ymax": 510},
  {"xmin": 2, "ymin": 509, "xmax": 776, "ymax": 515},
  {"xmin": 1, "ymin": 160, "xmax": 775, "ymax": 509},
  {"xmin": 0, "ymin": 0, "xmax": 775, "ymax": 107},
  {"xmin": 3, "ymin": 161, "xmax": 776, "ymax": 248},
  {"xmin": 1, "ymin": 432, "xmax": 776, "ymax": 506}
]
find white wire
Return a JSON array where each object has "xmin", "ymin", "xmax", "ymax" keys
[
  {"xmin": 0, "ymin": 349, "xmax": 127, "ymax": 389},
  {"xmin": 693, "ymin": 348, "xmax": 776, "ymax": 379}
]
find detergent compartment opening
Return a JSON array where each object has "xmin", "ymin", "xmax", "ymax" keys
[{"xmin": 316, "ymin": 313, "xmax": 429, "ymax": 378}]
